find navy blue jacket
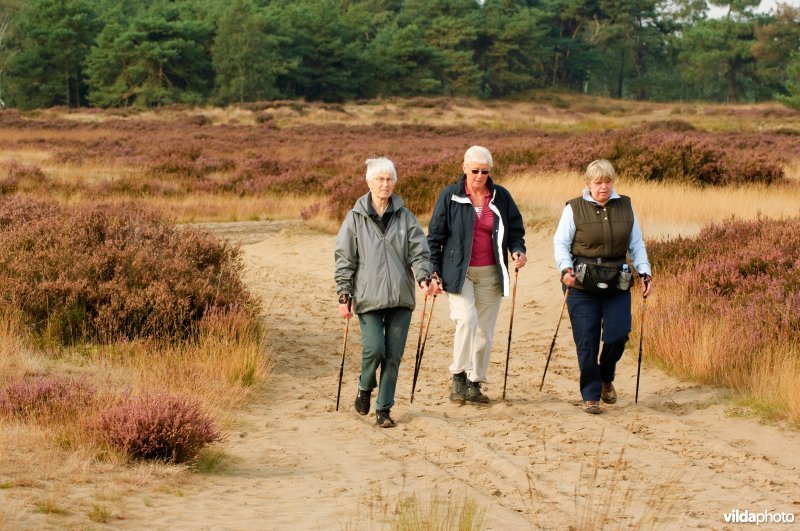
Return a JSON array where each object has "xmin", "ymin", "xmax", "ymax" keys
[{"xmin": 427, "ymin": 175, "xmax": 526, "ymax": 296}]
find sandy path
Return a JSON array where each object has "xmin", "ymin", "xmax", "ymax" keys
[{"xmin": 135, "ymin": 220, "xmax": 800, "ymax": 529}]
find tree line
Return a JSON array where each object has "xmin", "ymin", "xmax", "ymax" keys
[{"xmin": 0, "ymin": 0, "xmax": 798, "ymax": 109}]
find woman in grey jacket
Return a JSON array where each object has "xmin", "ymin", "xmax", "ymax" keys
[{"xmin": 334, "ymin": 158, "xmax": 435, "ymax": 427}]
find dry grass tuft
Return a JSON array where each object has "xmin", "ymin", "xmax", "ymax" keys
[
  {"xmin": 392, "ymin": 491, "xmax": 486, "ymax": 531},
  {"xmin": 573, "ymin": 430, "xmax": 681, "ymax": 530}
]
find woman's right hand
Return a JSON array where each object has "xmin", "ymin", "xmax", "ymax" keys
[
  {"xmin": 338, "ymin": 294, "xmax": 353, "ymax": 319},
  {"xmin": 561, "ymin": 268, "xmax": 576, "ymax": 287}
]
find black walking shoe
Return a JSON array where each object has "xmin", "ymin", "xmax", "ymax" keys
[
  {"xmin": 449, "ymin": 372, "xmax": 467, "ymax": 404},
  {"xmin": 464, "ymin": 379, "xmax": 490, "ymax": 404},
  {"xmin": 354, "ymin": 389, "xmax": 371, "ymax": 415},
  {"xmin": 375, "ymin": 409, "xmax": 396, "ymax": 428},
  {"xmin": 601, "ymin": 382, "xmax": 617, "ymax": 404}
]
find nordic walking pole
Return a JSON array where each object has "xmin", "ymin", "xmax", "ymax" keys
[
  {"xmin": 411, "ymin": 274, "xmax": 439, "ymax": 403},
  {"xmin": 502, "ymin": 268, "xmax": 519, "ymax": 400},
  {"xmin": 411, "ymin": 291, "xmax": 430, "ymax": 391},
  {"xmin": 539, "ymin": 288, "xmax": 569, "ymax": 392},
  {"xmin": 335, "ymin": 299, "xmax": 352, "ymax": 411},
  {"xmin": 635, "ymin": 278, "xmax": 650, "ymax": 404}
]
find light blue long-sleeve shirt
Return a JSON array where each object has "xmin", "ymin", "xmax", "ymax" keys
[{"xmin": 553, "ymin": 189, "xmax": 652, "ymax": 276}]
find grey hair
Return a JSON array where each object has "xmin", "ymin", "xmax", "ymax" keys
[
  {"xmin": 365, "ymin": 157, "xmax": 397, "ymax": 182},
  {"xmin": 463, "ymin": 145, "xmax": 493, "ymax": 168},
  {"xmin": 585, "ymin": 159, "xmax": 616, "ymax": 183}
]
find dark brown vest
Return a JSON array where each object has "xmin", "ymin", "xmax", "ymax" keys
[{"xmin": 569, "ymin": 195, "xmax": 634, "ymax": 260}]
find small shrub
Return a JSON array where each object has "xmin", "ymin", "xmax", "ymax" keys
[
  {"xmin": 96, "ymin": 393, "xmax": 224, "ymax": 463},
  {"xmin": 88, "ymin": 504, "xmax": 112, "ymax": 523},
  {"xmin": 299, "ymin": 202, "xmax": 321, "ymax": 220},
  {"xmin": 0, "ymin": 198, "xmax": 257, "ymax": 343},
  {"xmin": 255, "ymin": 112, "xmax": 274, "ymax": 124},
  {"xmin": 34, "ymin": 498, "xmax": 69, "ymax": 515},
  {"xmin": 0, "ymin": 161, "xmax": 50, "ymax": 195},
  {"xmin": 0, "ymin": 374, "xmax": 95, "ymax": 419},
  {"xmin": 393, "ymin": 492, "xmax": 485, "ymax": 530}
]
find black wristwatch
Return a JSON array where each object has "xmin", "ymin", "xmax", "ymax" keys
[
  {"xmin": 560, "ymin": 267, "xmax": 572, "ymax": 277},
  {"xmin": 338, "ymin": 293, "xmax": 351, "ymax": 305}
]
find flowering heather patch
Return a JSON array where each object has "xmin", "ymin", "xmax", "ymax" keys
[
  {"xmin": 0, "ymin": 197, "xmax": 257, "ymax": 344},
  {"xmin": 647, "ymin": 216, "xmax": 800, "ymax": 391},
  {"xmin": 0, "ymin": 374, "xmax": 96, "ymax": 419},
  {"xmin": 0, "ymin": 161, "xmax": 51, "ymax": 195},
  {"xmin": 96, "ymin": 393, "xmax": 224, "ymax": 463},
  {"xmin": 1, "ymin": 108, "xmax": 798, "ymax": 220}
]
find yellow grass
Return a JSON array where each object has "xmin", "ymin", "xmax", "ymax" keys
[
  {"xmin": 632, "ymin": 288, "xmax": 800, "ymax": 424},
  {"xmin": 119, "ymin": 193, "xmax": 324, "ymax": 223},
  {"xmin": 392, "ymin": 491, "xmax": 486, "ymax": 531},
  {"xmin": 573, "ymin": 431, "xmax": 681, "ymax": 530},
  {"xmin": 0, "ymin": 310, "xmax": 269, "ymax": 521},
  {"xmin": 505, "ymin": 168, "xmax": 800, "ymax": 239}
]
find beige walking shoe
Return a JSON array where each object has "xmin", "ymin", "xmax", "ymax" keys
[
  {"xmin": 584, "ymin": 400, "xmax": 602, "ymax": 414},
  {"xmin": 601, "ymin": 382, "xmax": 617, "ymax": 404}
]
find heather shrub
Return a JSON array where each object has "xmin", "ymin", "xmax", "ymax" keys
[
  {"xmin": 0, "ymin": 161, "xmax": 50, "ymax": 195},
  {"xmin": 96, "ymin": 393, "xmax": 224, "ymax": 463},
  {"xmin": 300, "ymin": 202, "xmax": 321, "ymax": 220},
  {"xmin": 611, "ymin": 135, "xmax": 725, "ymax": 185},
  {"xmin": 0, "ymin": 198, "xmax": 257, "ymax": 343},
  {"xmin": 0, "ymin": 374, "xmax": 96, "ymax": 420},
  {"xmin": 646, "ymin": 217, "xmax": 800, "ymax": 405},
  {"xmin": 255, "ymin": 112, "xmax": 274, "ymax": 124},
  {"xmin": 2, "ymin": 107, "xmax": 798, "ymax": 223},
  {"xmin": 146, "ymin": 145, "xmax": 207, "ymax": 180}
]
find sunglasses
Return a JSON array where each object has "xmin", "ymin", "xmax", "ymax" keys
[{"xmin": 470, "ymin": 169, "xmax": 490, "ymax": 175}]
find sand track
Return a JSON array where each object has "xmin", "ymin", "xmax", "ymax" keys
[{"xmin": 133, "ymin": 220, "xmax": 800, "ymax": 529}]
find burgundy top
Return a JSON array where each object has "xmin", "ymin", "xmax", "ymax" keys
[{"xmin": 466, "ymin": 186, "xmax": 496, "ymax": 266}]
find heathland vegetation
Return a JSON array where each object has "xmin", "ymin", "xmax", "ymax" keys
[
  {"xmin": 0, "ymin": 0, "xmax": 799, "ymax": 109},
  {"xmin": 0, "ymin": 94, "xmax": 799, "ymax": 525}
]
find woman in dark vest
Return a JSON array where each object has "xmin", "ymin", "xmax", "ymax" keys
[{"xmin": 553, "ymin": 159, "xmax": 652, "ymax": 414}]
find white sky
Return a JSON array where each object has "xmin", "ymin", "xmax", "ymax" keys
[{"xmin": 707, "ymin": 0, "xmax": 798, "ymax": 17}]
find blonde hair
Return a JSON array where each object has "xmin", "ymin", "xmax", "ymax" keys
[
  {"xmin": 463, "ymin": 145, "xmax": 493, "ymax": 168},
  {"xmin": 585, "ymin": 159, "xmax": 616, "ymax": 183},
  {"xmin": 365, "ymin": 157, "xmax": 397, "ymax": 182}
]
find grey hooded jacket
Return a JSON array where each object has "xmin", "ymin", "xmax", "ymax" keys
[{"xmin": 335, "ymin": 192, "xmax": 432, "ymax": 315}]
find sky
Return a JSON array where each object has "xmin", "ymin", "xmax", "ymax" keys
[{"xmin": 707, "ymin": 0, "xmax": 798, "ymax": 17}]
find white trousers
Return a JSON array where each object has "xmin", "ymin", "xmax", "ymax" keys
[{"xmin": 447, "ymin": 265, "xmax": 502, "ymax": 383}]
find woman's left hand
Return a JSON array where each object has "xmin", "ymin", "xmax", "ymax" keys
[
  {"xmin": 512, "ymin": 251, "xmax": 527, "ymax": 269},
  {"xmin": 641, "ymin": 274, "xmax": 653, "ymax": 298}
]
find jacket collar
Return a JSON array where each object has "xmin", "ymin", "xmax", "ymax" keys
[
  {"xmin": 581, "ymin": 188, "xmax": 621, "ymax": 206},
  {"xmin": 455, "ymin": 174, "xmax": 495, "ymax": 198},
  {"xmin": 353, "ymin": 192, "xmax": 404, "ymax": 216}
]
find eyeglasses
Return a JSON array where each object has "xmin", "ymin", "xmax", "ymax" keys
[
  {"xmin": 470, "ymin": 169, "xmax": 490, "ymax": 175},
  {"xmin": 372, "ymin": 177, "xmax": 395, "ymax": 184}
]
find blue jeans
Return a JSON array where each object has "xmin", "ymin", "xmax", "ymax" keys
[
  {"xmin": 565, "ymin": 286, "xmax": 631, "ymax": 401},
  {"xmin": 357, "ymin": 307, "xmax": 413, "ymax": 411}
]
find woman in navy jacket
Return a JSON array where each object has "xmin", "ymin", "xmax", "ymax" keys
[{"xmin": 427, "ymin": 146, "xmax": 526, "ymax": 404}]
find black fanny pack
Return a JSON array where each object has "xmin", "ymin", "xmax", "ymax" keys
[{"xmin": 574, "ymin": 258, "xmax": 632, "ymax": 296}]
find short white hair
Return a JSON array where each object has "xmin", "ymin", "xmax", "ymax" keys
[
  {"xmin": 463, "ymin": 145, "xmax": 493, "ymax": 168},
  {"xmin": 585, "ymin": 159, "xmax": 616, "ymax": 183},
  {"xmin": 365, "ymin": 157, "xmax": 397, "ymax": 182}
]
